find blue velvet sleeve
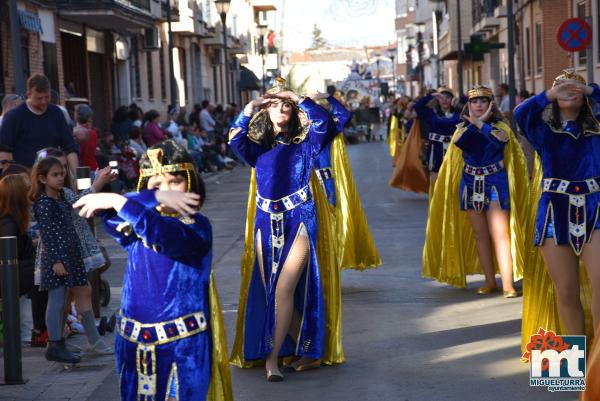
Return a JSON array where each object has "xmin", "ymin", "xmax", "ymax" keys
[
  {"xmin": 34, "ymin": 198, "xmax": 68, "ymax": 264},
  {"xmin": 454, "ymin": 123, "xmax": 504, "ymax": 151},
  {"xmin": 117, "ymin": 192, "xmax": 212, "ymax": 261},
  {"xmin": 413, "ymin": 95, "xmax": 435, "ymax": 123},
  {"xmin": 228, "ymin": 112, "xmax": 267, "ymax": 167},
  {"xmin": 328, "ymin": 96, "xmax": 352, "ymax": 132},
  {"xmin": 100, "ymin": 190, "xmax": 171, "ymax": 248},
  {"xmin": 299, "ymin": 98, "xmax": 333, "ymax": 154},
  {"xmin": 514, "ymin": 91, "xmax": 550, "ymax": 153}
]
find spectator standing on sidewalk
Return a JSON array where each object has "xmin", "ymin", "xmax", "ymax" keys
[
  {"xmin": 0, "ymin": 74, "xmax": 79, "ymax": 173},
  {"xmin": 0, "ymin": 94, "xmax": 23, "ymax": 128},
  {"xmin": 73, "ymin": 104, "xmax": 98, "ymax": 171}
]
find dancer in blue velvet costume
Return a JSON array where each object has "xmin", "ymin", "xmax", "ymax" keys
[
  {"xmin": 413, "ymin": 87, "xmax": 462, "ymax": 185},
  {"xmin": 74, "ymin": 140, "xmax": 231, "ymax": 401},
  {"xmin": 313, "ymin": 94, "xmax": 352, "ymax": 206},
  {"xmin": 229, "ymin": 78, "xmax": 334, "ymax": 381},
  {"xmin": 515, "ymin": 70, "xmax": 600, "ymax": 335}
]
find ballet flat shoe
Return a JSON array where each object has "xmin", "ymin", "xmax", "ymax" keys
[
  {"xmin": 476, "ymin": 286, "xmax": 499, "ymax": 295},
  {"xmin": 266, "ymin": 370, "xmax": 283, "ymax": 382},
  {"xmin": 503, "ymin": 290, "xmax": 519, "ymax": 298},
  {"xmin": 292, "ymin": 359, "xmax": 321, "ymax": 372}
]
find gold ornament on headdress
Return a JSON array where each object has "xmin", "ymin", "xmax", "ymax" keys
[
  {"xmin": 266, "ymin": 77, "xmax": 290, "ymax": 95},
  {"xmin": 552, "ymin": 69, "xmax": 586, "ymax": 87},
  {"xmin": 137, "ymin": 148, "xmax": 196, "ymax": 192},
  {"xmin": 437, "ymin": 86, "xmax": 454, "ymax": 97},
  {"xmin": 467, "ymin": 85, "xmax": 494, "ymax": 100}
]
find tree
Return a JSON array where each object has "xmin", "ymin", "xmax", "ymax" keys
[{"xmin": 310, "ymin": 24, "xmax": 328, "ymax": 50}]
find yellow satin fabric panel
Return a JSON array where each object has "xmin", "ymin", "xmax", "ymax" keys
[
  {"xmin": 422, "ymin": 122, "xmax": 529, "ymax": 287},
  {"xmin": 330, "ymin": 135, "xmax": 382, "ymax": 271},
  {"xmin": 388, "ymin": 115, "xmax": 398, "ymax": 157},
  {"xmin": 207, "ymin": 271, "xmax": 234, "ymax": 401},
  {"xmin": 310, "ymin": 170, "xmax": 345, "ymax": 364},
  {"xmin": 520, "ymin": 156, "xmax": 594, "ymax": 352},
  {"xmin": 229, "ymin": 169, "xmax": 345, "ymax": 367},
  {"xmin": 229, "ymin": 170, "xmax": 259, "ymax": 368}
]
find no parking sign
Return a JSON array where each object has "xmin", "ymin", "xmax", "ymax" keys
[{"xmin": 557, "ymin": 18, "xmax": 592, "ymax": 52}]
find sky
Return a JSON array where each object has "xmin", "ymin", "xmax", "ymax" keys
[{"xmin": 279, "ymin": 0, "xmax": 396, "ymax": 51}]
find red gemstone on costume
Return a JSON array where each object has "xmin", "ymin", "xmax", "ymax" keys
[
  {"xmin": 188, "ymin": 321, "xmax": 195, "ymax": 328},
  {"xmin": 575, "ymin": 186, "xmax": 580, "ymax": 192},
  {"xmin": 142, "ymin": 330, "xmax": 151, "ymax": 340},
  {"xmin": 168, "ymin": 328, "xmax": 175, "ymax": 335},
  {"xmin": 273, "ymin": 204, "xmax": 279, "ymax": 211}
]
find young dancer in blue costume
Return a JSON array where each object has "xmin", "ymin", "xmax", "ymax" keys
[
  {"xmin": 73, "ymin": 140, "xmax": 232, "ymax": 401},
  {"xmin": 516, "ymin": 70, "xmax": 600, "ymax": 336},
  {"xmin": 423, "ymin": 86, "xmax": 529, "ymax": 294},
  {"xmin": 413, "ymin": 87, "xmax": 462, "ymax": 186},
  {"xmin": 228, "ymin": 78, "xmax": 334, "ymax": 381}
]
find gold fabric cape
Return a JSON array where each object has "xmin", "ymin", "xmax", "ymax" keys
[
  {"xmin": 330, "ymin": 135, "xmax": 382, "ymax": 271},
  {"xmin": 389, "ymin": 118, "xmax": 429, "ymax": 193},
  {"xmin": 207, "ymin": 271, "xmax": 234, "ymax": 401},
  {"xmin": 520, "ymin": 156, "xmax": 594, "ymax": 352},
  {"xmin": 229, "ymin": 169, "xmax": 345, "ymax": 367},
  {"xmin": 421, "ymin": 121, "xmax": 529, "ymax": 287}
]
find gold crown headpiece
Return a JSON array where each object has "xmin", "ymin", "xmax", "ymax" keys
[
  {"xmin": 437, "ymin": 86, "xmax": 454, "ymax": 97},
  {"xmin": 137, "ymin": 148, "xmax": 196, "ymax": 192},
  {"xmin": 467, "ymin": 85, "xmax": 494, "ymax": 100},
  {"xmin": 266, "ymin": 77, "xmax": 290, "ymax": 95},
  {"xmin": 552, "ymin": 69, "xmax": 586, "ymax": 87}
]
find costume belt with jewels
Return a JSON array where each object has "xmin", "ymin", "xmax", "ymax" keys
[
  {"xmin": 429, "ymin": 132, "xmax": 452, "ymax": 155},
  {"xmin": 316, "ymin": 167, "xmax": 334, "ymax": 183},
  {"xmin": 256, "ymin": 186, "xmax": 311, "ymax": 279},
  {"xmin": 463, "ymin": 160, "xmax": 505, "ymax": 212},
  {"xmin": 117, "ymin": 311, "xmax": 207, "ymax": 398},
  {"xmin": 543, "ymin": 176, "xmax": 600, "ymax": 254}
]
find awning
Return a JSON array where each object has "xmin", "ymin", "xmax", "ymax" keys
[
  {"xmin": 19, "ymin": 10, "xmax": 43, "ymax": 34},
  {"xmin": 239, "ymin": 67, "xmax": 260, "ymax": 91}
]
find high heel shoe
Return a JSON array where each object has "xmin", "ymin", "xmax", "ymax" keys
[
  {"xmin": 266, "ymin": 369, "xmax": 283, "ymax": 382},
  {"xmin": 291, "ymin": 358, "xmax": 321, "ymax": 372},
  {"xmin": 476, "ymin": 286, "xmax": 498, "ymax": 295}
]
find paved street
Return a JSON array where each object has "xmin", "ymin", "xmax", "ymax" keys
[{"xmin": 0, "ymin": 140, "xmax": 577, "ymax": 401}]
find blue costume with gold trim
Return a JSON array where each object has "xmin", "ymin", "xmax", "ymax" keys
[
  {"xmin": 515, "ymin": 86, "xmax": 600, "ymax": 255},
  {"xmin": 229, "ymin": 97, "xmax": 334, "ymax": 361},
  {"xmin": 454, "ymin": 122, "xmax": 510, "ymax": 211},
  {"xmin": 102, "ymin": 189, "xmax": 214, "ymax": 401},
  {"xmin": 313, "ymin": 96, "xmax": 352, "ymax": 206},
  {"xmin": 413, "ymin": 93, "xmax": 461, "ymax": 173}
]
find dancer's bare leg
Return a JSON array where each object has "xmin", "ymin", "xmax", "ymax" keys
[
  {"xmin": 467, "ymin": 210, "xmax": 496, "ymax": 289},
  {"xmin": 486, "ymin": 202, "xmax": 515, "ymax": 292},
  {"xmin": 265, "ymin": 230, "xmax": 309, "ymax": 377},
  {"xmin": 541, "ymin": 242, "xmax": 583, "ymax": 335},
  {"xmin": 582, "ymin": 233, "xmax": 600, "ymax": 331}
]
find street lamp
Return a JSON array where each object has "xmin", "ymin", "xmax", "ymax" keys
[
  {"xmin": 257, "ymin": 24, "xmax": 268, "ymax": 93},
  {"xmin": 214, "ymin": 0, "xmax": 231, "ymax": 103},
  {"xmin": 386, "ymin": 48, "xmax": 396, "ymax": 97}
]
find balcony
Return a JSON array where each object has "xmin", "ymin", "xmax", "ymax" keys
[
  {"xmin": 56, "ymin": 0, "xmax": 157, "ymax": 29},
  {"xmin": 251, "ymin": 0, "xmax": 278, "ymax": 12},
  {"xmin": 471, "ymin": 0, "xmax": 501, "ymax": 34}
]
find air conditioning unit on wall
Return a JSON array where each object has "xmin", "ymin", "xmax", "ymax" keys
[{"xmin": 143, "ymin": 28, "xmax": 159, "ymax": 50}]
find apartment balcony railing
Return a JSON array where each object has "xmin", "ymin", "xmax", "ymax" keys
[{"xmin": 56, "ymin": 0, "xmax": 157, "ymax": 29}]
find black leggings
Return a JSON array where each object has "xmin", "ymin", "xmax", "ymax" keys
[{"xmin": 29, "ymin": 285, "xmax": 48, "ymax": 332}]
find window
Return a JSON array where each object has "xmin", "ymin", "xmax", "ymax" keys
[
  {"xmin": 146, "ymin": 51, "xmax": 154, "ymax": 99},
  {"xmin": 132, "ymin": 37, "xmax": 141, "ymax": 98},
  {"xmin": 159, "ymin": 42, "xmax": 166, "ymax": 99},
  {"xmin": 525, "ymin": 27, "xmax": 531, "ymax": 76},
  {"xmin": 535, "ymin": 22, "xmax": 542, "ymax": 74},
  {"xmin": 42, "ymin": 42, "xmax": 59, "ymax": 92},
  {"xmin": 578, "ymin": 2, "xmax": 586, "ymax": 65}
]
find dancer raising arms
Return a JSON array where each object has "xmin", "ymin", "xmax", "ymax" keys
[{"xmin": 228, "ymin": 78, "xmax": 334, "ymax": 381}]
